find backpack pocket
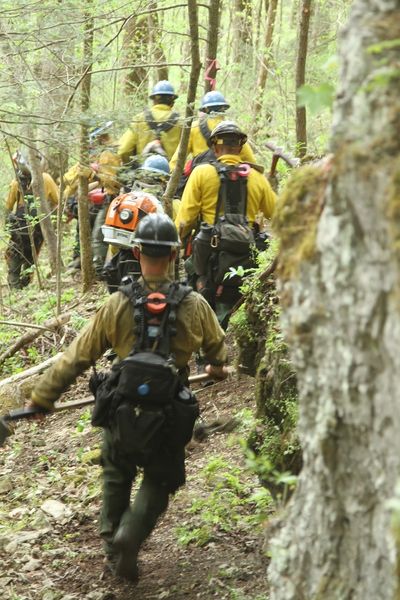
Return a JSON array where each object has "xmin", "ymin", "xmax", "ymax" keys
[
  {"xmin": 192, "ymin": 222, "xmax": 214, "ymax": 275},
  {"xmin": 113, "ymin": 403, "xmax": 166, "ymax": 460},
  {"xmin": 168, "ymin": 387, "xmax": 200, "ymax": 447},
  {"xmin": 117, "ymin": 352, "xmax": 179, "ymax": 404}
]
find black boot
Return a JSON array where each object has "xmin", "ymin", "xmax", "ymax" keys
[{"xmin": 113, "ymin": 477, "xmax": 169, "ymax": 581}]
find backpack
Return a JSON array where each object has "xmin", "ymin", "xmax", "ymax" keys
[
  {"xmin": 90, "ymin": 281, "xmax": 199, "ymax": 463},
  {"xmin": 192, "ymin": 162, "xmax": 256, "ymax": 291},
  {"xmin": 144, "ymin": 108, "xmax": 180, "ymax": 142},
  {"xmin": 175, "ymin": 148, "xmax": 216, "ymax": 198}
]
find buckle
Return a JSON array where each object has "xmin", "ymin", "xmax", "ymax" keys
[{"xmin": 211, "ymin": 235, "xmax": 219, "ymax": 248}]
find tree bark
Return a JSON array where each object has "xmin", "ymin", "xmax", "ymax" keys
[
  {"xmin": 78, "ymin": 3, "xmax": 95, "ymax": 292},
  {"xmin": 268, "ymin": 1, "xmax": 400, "ymax": 598},
  {"xmin": 148, "ymin": 2, "xmax": 169, "ymax": 82},
  {"xmin": 295, "ymin": 0, "xmax": 312, "ymax": 159},
  {"xmin": 121, "ymin": 15, "xmax": 148, "ymax": 100},
  {"xmin": 163, "ymin": 0, "xmax": 201, "ymax": 217},
  {"xmin": 204, "ymin": 0, "xmax": 221, "ymax": 93},
  {"xmin": 26, "ymin": 129, "xmax": 59, "ymax": 275},
  {"xmin": 233, "ymin": 0, "xmax": 252, "ymax": 63}
]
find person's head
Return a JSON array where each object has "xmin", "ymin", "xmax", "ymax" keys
[
  {"xmin": 200, "ymin": 91, "xmax": 230, "ymax": 115},
  {"xmin": 89, "ymin": 121, "xmax": 113, "ymax": 150},
  {"xmin": 149, "ymin": 80, "xmax": 178, "ymax": 107},
  {"xmin": 133, "ymin": 213, "xmax": 179, "ymax": 273},
  {"xmin": 12, "ymin": 150, "xmax": 32, "ymax": 190},
  {"xmin": 141, "ymin": 155, "xmax": 170, "ymax": 180},
  {"xmin": 208, "ymin": 121, "xmax": 248, "ymax": 157}
]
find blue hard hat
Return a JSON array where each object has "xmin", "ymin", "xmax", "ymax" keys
[
  {"xmin": 89, "ymin": 120, "xmax": 113, "ymax": 143},
  {"xmin": 149, "ymin": 80, "xmax": 178, "ymax": 99},
  {"xmin": 200, "ymin": 91, "xmax": 230, "ymax": 110},
  {"xmin": 142, "ymin": 155, "xmax": 170, "ymax": 176}
]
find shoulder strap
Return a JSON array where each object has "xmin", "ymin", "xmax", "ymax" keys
[
  {"xmin": 212, "ymin": 162, "xmax": 249, "ymax": 224},
  {"xmin": 144, "ymin": 108, "xmax": 180, "ymax": 138},
  {"xmin": 120, "ymin": 280, "xmax": 192, "ymax": 356},
  {"xmin": 199, "ymin": 117, "xmax": 212, "ymax": 143}
]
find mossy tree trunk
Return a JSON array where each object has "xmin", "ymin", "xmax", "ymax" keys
[{"xmin": 268, "ymin": 1, "xmax": 400, "ymax": 598}]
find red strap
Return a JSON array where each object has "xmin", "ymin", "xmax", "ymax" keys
[{"xmin": 204, "ymin": 58, "xmax": 219, "ymax": 90}]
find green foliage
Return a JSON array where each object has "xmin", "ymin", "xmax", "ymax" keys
[
  {"xmin": 176, "ymin": 456, "xmax": 273, "ymax": 548},
  {"xmin": 367, "ymin": 39, "xmax": 400, "ymax": 54},
  {"xmin": 297, "ymin": 82, "xmax": 335, "ymax": 114},
  {"xmin": 75, "ymin": 409, "xmax": 92, "ymax": 433}
]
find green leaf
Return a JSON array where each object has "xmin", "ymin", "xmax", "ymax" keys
[{"xmin": 296, "ymin": 83, "xmax": 334, "ymax": 114}]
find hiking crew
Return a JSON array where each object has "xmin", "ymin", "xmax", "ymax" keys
[
  {"xmin": 175, "ymin": 122, "xmax": 276, "ymax": 328},
  {"xmin": 118, "ymin": 81, "xmax": 182, "ymax": 164},
  {"xmin": 169, "ymin": 91, "xmax": 256, "ymax": 172},
  {"xmin": 28, "ymin": 213, "xmax": 228, "ymax": 582},
  {"xmin": 5, "ymin": 151, "xmax": 59, "ymax": 289}
]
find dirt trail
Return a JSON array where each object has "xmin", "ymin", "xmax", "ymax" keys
[{"xmin": 0, "ymin": 372, "xmax": 270, "ymax": 600}]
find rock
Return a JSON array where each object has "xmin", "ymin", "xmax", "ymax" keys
[
  {"xmin": 9, "ymin": 506, "xmax": 28, "ymax": 519},
  {"xmin": 4, "ymin": 540, "xmax": 18, "ymax": 554},
  {"xmin": 40, "ymin": 499, "xmax": 68, "ymax": 520},
  {"xmin": 15, "ymin": 528, "xmax": 50, "ymax": 544},
  {"xmin": 0, "ymin": 476, "xmax": 13, "ymax": 495},
  {"xmin": 22, "ymin": 558, "xmax": 41, "ymax": 572}
]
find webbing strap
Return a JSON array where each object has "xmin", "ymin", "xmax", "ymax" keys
[
  {"xmin": 199, "ymin": 117, "xmax": 212, "ymax": 142},
  {"xmin": 212, "ymin": 162, "xmax": 249, "ymax": 225},
  {"xmin": 120, "ymin": 281, "xmax": 192, "ymax": 357},
  {"xmin": 144, "ymin": 108, "xmax": 180, "ymax": 138}
]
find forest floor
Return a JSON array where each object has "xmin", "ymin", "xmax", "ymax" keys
[{"xmin": 0, "ymin": 275, "xmax": 273, "ymax": 600}]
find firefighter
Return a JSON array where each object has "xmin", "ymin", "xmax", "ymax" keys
[
  {"xmin": 28, "ymin": 214, "xmax": 228, "ymax": 582},
  {"xmin": 64, "ymin": 122, "xmax": 121, "ymax": 270},
  {"xmin": 175, "ymin": 121, "xmax": 276, "ymax": 328},
  {"xmin": 5, "ymin": 151, "xmax": 59, "ymax": 289},
  {"xmin": 169, "ymin": 90, "xmax": 256, "ymax": 171},
  {"xmin": 118, "ymin": 81, "xmax": 182, "ymax": 164}
]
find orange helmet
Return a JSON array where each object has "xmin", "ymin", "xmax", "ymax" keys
[{"xmin": 101, "ymin": 191, "xmax": 163, "ymax": 248}]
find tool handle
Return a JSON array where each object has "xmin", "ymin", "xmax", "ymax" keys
[{"xmin": 4, "ymin": 406, "xmax": 49, "ymax": 422}]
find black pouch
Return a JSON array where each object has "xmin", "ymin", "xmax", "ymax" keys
[
  {"xmin": 117, "ymin": 352, "xmax": 180, "ymax": 404},
  {"xmin": 90, "ymin": 368, "xmax": 119, "ymax": 427},
  {"xmin": 113, "ymin": 402, "xmax": 166, "ymax": 461},
  {"xmin": 168, "ymin": 387, "xmax": 200, "ymax": 447},
  {"xmin": 192, "ymin": 222, "xmax": 214, "ymax": 275}
]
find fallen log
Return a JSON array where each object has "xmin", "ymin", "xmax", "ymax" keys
[
  {"xmin": 0, "ymin": 313, "xmax": 71, "ymax": 364},
  {"xmin": 0, "ymin": 353, "xmax": 63, "ymax": 390}
]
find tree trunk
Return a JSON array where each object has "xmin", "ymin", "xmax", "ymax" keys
[
  {"xmin": 163, "ymin": 0, "xmax": 201, "ymax": 217},
  {"xmin": 295, "ymin": 0, "xmax": 312, "ymax": 159},
  {"xmin": 148, "ymin": 2, "xmax": 169, "ymax": 82},
  {"xmin": 26, "ymin": 129, "xmax": 59, "ymax": 275},
  {"xmin": 252, "ymin": 0, "xmax": 278, "ymax": 131},
  {"xmin": 204, "ymin": 0, "xmax": 221, "ymax": 93},
  {"xmin": 233, "ymin": 0, "xmax": 252, "ymax": 63},
  {"xmin": 268, "ymin": 1, "xmax": 400, "ymax": 598},
  {"xmin": 121, "ymin": 15, "xmax": 149, "ymax": 101},
  {"xmin": 78, "ymin": 3, "xmax": 95, "ymax": 292}
]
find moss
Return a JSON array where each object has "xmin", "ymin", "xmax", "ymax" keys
[
  {"xmin": 272, "ymin": 164, "xmax": 327, "ymax": 282},
  {"xmin": 387, "ymin": 159, "xmax": 400, "ymax": 260}
]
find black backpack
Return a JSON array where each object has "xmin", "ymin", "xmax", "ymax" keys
[
  {"xmin": 90, "ymin": 281, "xmax": 199, "ymax": 463},
  {"xmin": 192, "ymin": 162, "xmax": 256, "ymax": 290},
  {"xmin": 144, "ymin": 108, "xmax": 180, "ymax": 141}
]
